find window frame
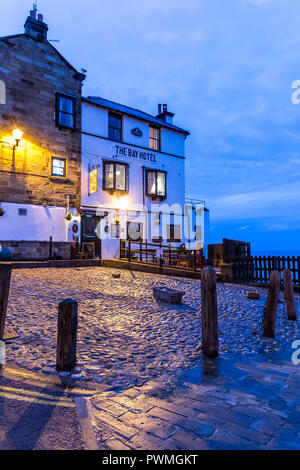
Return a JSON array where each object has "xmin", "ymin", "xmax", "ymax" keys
[
  {"xmin": 55, "ymin": 93, "xmax": 76, "ymax": 130},
  {"xmin": 102, "ymin": 160, "xmax": 129, "ymax": 193},
  {"xmin": 145, "ymin": 169, "xmax": 166, "ymax": 199},
  {"xmin": 51, "ymin": 156, "xmax": 67, "ymax": 178},
  {"xmin": 108, "ymin": 112, "xmax": 122, "ymax": 142},
  {"xmin": 149, "ymin": 125, "xmax": 161, "ymax": 151},
  {"xmin": 167, "ymin": 223, "xmax": 182, "ymax": 243}
]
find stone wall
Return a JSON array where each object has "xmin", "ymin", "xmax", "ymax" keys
[
  {"xmin": 0, "ymin": 33, "xmax": 84, "ymax": 208},
  {"xmin": 0, "ymin": 240, "xmax": 71, "ymax": 260}
]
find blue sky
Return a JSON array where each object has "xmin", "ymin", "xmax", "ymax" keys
[{"xmin": 2, "ymin": 0, "xmax": 300, "ymax": 253}]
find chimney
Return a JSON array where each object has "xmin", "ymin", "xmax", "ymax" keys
[
  {"xmin": 24, "ymin": 10, "xmax": 48, "ymax": 41},
  {"xmin": 156, "ymin": 103, "xmax": 175, "ymax": 125}
]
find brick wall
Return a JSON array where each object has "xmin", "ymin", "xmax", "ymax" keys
[{"xmin": 0, "ymin": 33, "xmax": 84, "ymax": 208}]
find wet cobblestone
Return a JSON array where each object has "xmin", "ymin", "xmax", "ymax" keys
[{"xmin": 4, "ymin": 267, "xmax": 300, "ymax": 390}]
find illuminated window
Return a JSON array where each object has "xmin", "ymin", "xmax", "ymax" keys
[
  {"xmin": 103, "ymin": 161, "xmax": 128, "ymax": 192},
  {"xmin": 56, "ymin": 93, "xmax": 76, "ymax": 130},
  {"xmin": 149, "ymin": 126, "xmax": 160, "ymax": 151},
  {"xmin": 145, "ymin": 170, "xmax": 166, "ymax": 198},
  {"xmin": 51, "ymin": 157, "xmax": 66, "ymax": 177},
  {"xmin": 108, "ymin": 112, "xmax": 122, "ymax": 141}
]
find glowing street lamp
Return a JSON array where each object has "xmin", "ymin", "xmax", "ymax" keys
[
  {"xmin": 0, "ymin": 128, "xmax": 24, "ymax": 150},
  {"xmin": 12, "ymin": 128, "xmax": 23, "ymax": 147}
]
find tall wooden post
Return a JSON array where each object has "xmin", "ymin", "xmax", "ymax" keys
[
  {"xmin": 0, "ymin": 264, "xmax": 12, "ymax": 341},
  {"xmin": 283, "ymin": 269, "xmax": 297, "ymax": 321},
  {"xmin": 201, "ymin": 268, "xmax": 218, "ymax": 358},
  {"xmin": 56, "ymin": 299, "xmax": 78, "ymax": 371},
  {"xmin": 263, "ymin": 271, "xmax": 280, "ymax": 338}
]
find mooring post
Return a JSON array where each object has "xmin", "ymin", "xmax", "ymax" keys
[
  {"xmin": 263, "ymin": 270, "xmax": 280, "ymax": 338},
  {"xmin": 201, "ymin": 267, "xmax": 218, "ymax": 358},
  {"xmin": 56, "ymin": 299, "xmax": 78, "ymax": 371},
  {"xmin": 283, "ymin": 269, "xmax": 297, "ymax": 321},
  {"xmin": 0, "ymin": 264, "xmax": 12, "ymax": 341}
]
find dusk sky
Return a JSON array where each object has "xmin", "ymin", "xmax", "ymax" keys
[{"xmin": 2, "ymin": 0, "xmax": 300, "ymax": 253}]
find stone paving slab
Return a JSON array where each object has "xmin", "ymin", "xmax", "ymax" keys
[{"xmin": 89, "ymin": 356, "xmax": 300, "ymax": 450}]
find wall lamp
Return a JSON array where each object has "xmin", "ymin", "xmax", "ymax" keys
[{"xmin": 0, "ymin": 128, "xmax": 24, "ymax": 150}]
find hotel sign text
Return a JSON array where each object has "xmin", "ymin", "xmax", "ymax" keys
[{"xmin": 114, "ymin": 144, "xmax": 158, "ymax": 163}]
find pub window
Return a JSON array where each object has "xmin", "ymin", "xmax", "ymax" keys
[
  {"xmin": 149, "ymin": 126, "xmax": 160, "ymax": 151},
  {"xmin": 145, "ymin": 170, "xmax": 166, "ymax": 198},
  {"xmin": 167, "ymin": 224, "xmax": 181, "ymax": 243},
  {"xmin": 51, "ymin": 157, "xmax": 66, "ymax": 177},
  {"xmin": 103, "ymin": 161, "xmax": 128, "ymax": 192},
  {"xmin": 56, "ymin": 93, "xmax": 76, "ymax": 130},
  {"xmin": 108, "ymin": 112, "xmax": 122, "ymax": 141}
]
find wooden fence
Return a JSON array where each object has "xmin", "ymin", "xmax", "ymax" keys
[
  {"xmin": 120, "ymin": 240, "xmax": 204, "ymax": 272},
  {"xmin": 233, "ymin": 255, "xmax": 300, "ymax": 286}
]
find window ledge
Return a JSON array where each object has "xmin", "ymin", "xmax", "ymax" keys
[{"xmin": 49, "ymin": 176, "xmax": 73, "ymax": 184}]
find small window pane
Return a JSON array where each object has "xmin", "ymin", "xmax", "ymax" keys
[
  {"xmin": 104, "ymin": 163, "xmax": 114, "ymax": 189},
  {"xmin": 147, "ymin": 171, "xmax": 156, "ymax": 195},
  {"xmin": 59, "ymin": 112, "xmax": 73, "ymax": 128},
  {"xmin": 108, "ymin": 127, "xmax": 121, "ymax": 141},
  {"xmin": 109, "ymin": 114, "xmax": 121, "ymax": 130},
  {"xmin": 59, "ymin": 97, "xmax": 73, "ymax": 113},
  {"xmin": 52, "ymin": 158, "xmax": 66, "ymax": 177},
  {"xmin": 157, "ymin": 172, "xmax": 166, "ymax": 196},
  {"xmin": 149, "ymin": 126, "xmax": 160, "ymax": 151},
  {"xmin": 115, "ymin": 164, "xmax": 126, "ymax": 190}
]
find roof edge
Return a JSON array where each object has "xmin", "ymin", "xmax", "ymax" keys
[{"xmin": 83, "ymin": 96, "xmax": 190, "ymax": 136}]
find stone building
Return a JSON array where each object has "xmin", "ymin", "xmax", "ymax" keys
[{"xmin": 0, "ymin": 9, "xmax": 85, "ymax": 259}]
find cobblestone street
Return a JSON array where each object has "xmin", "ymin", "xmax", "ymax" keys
[{"xmin": 4, "ymin": 266, "xmax": 300, "ymax": 449}]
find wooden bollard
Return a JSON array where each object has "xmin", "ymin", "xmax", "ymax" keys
[
  {"xmin": 263, "ymin": 271, "xmax": 280, "ymax": 338},
  {"xmin": 283, "ymin": 269, "xmax": 297, "ymax": 321},
  {"xmin": 0, "ymin": 264, "xmax": 12, "ymax": 341},
  {"xmin": 201, "ymin": 268, "xmax": 218, "ymax": 358},
  {"xmin": 56, "ymin": 299, "xmax": 78, "ymax": 371}
]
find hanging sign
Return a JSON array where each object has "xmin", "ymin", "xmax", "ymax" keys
[{"xmin": 89, "ymin": 168, "xmax": 98, "ymax": 195}]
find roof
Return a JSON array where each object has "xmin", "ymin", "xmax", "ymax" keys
[
  {"xmin": 0, "ymin": 34, "xmax": 85, "ymax": 81},
  {"xmin": 83, "ymin": 96, "xmax": 190, "ymax": 136}
]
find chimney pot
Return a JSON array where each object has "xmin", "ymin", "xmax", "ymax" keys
[
  {"xmin": 163, "ymin": 104, "xmax": 167, "ymax": 112},
  {"xmin": 38, "ymin": 13, "xmax": 43, "ymax": 22},
  {"xmin": 30, "ymin": 10, "xmax": 36, "ymax": 18},
  {"xmin": 158, "ymin": 104, "xmax": 162, "ymax": 114}
]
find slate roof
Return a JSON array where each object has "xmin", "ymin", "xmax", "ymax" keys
[{"xmin": 83, "ymin": 96, "xmax": 190, "ymax": 136}]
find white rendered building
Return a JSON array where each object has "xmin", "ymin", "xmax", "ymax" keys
[{"xmin": 81, "ymin": 98, "xmax": 209, "ymax": 259}]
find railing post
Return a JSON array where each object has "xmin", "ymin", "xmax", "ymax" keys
[
  {"xmin": 263, "ymin": 271, "xmax": 280, "ymax": 338},
  {"xmin": 56, "ymin": 299, "xmax": 78, "ymax": 371},
  {"xmin": 128, "ymin": 240, "xmax": 131, "ymax": 263},
  {"xmin": 201, "ymin": 268, "xmax": 218, "ymax": 358},
  {"xmin": 168, "ymin": 244, "xmax": 171, "ymax": 266},
  {"xmin": 0, "ymin": 264, "xmax": 12, "ymax": 341},
  {"xmin": 193, "ymin": 249, "xmax": 197, "ymax": 272},
  {"xmin": 140, "ymin": 240, "xmax": 142, "ymax": 262},
  {"xmin": 49, "ymin": 236, "xmax": 53, "ymax": 260},
  {"xmin": 283, "ymin": 269, "xmax": 297, "ymax": 321}
]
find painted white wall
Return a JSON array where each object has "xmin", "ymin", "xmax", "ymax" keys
[
  {"xmin": 81, "ymin": 103, "xmax": 108, "ymax": 137},
  {"xmin": 81, "ymin": 134, "xmax": 185, "ymax": 211},
  {"xmin": 81, "ymin": 101, "xmax": 209, "ymax": 259},
  {"xmin": 0, "ymin": 202, "xmax": 80, "ymax": 242}
]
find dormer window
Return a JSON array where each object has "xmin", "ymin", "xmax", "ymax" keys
[
  {"xmin": 56, "ymin": 93, "xmax": 76, "ymax": 130},
  {"xmin": 108, "ymin": 112, "xmax": 122, "ymax": 142},
  {"xmin": 149, "ymin": 126, "xmax": 160, "ymax": 151}
]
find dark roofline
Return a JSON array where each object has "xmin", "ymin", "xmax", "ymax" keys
[
  {"xmin": 83, "ymin": 96, "xmax": 190, "ymax": 136},
  {"xmin": 0, "ymin": 33, "xmax": 85, "ymax": 81}
]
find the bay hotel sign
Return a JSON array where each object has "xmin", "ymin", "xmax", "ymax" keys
[{"xmin": 113, "ymin": 143, "xmax": 159, "ymax": 163}]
